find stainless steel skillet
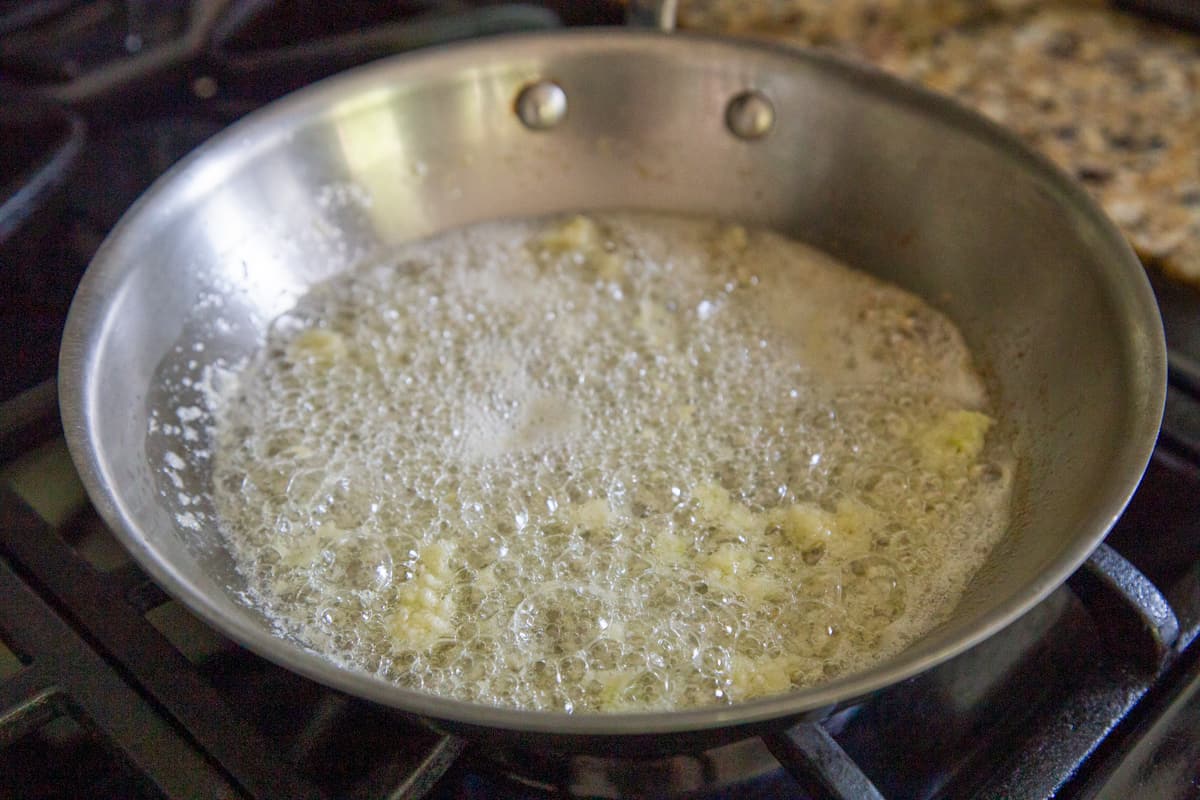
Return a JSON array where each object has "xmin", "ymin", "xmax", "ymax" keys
[{"xmin": 59, "ymin": 28, "xmax": 1164, "ymax": 753}]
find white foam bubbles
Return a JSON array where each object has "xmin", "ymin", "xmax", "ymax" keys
[{"xmin": 210, "ymin": 212, "xmax": 1014, "ymax": 713}]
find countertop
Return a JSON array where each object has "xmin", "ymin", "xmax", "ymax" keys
[{"xmin": 680, "ymin": 0, "xmax": 1200, "ymax": 287}]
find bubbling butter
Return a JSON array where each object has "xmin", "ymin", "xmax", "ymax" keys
[{"xmin": 210, "ymin": 212, "xmax": 1013, "ymax": 713}]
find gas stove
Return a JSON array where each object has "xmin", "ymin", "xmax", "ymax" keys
[{"xmin": 2, "ymin": 3, "xmax": 1200, "ymax": 799}]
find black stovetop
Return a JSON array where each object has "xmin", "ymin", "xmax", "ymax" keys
[{"xmin": 2, "ymin": 3, "xmax": 1200, "ymax": 799}]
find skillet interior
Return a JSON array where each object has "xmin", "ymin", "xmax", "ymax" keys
[{"xmin": 59, "ymin": 30, "xmax": 1164, "ymax": 750}]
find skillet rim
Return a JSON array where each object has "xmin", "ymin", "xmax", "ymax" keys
[{"xmin": 58, "ymin": 28, "xmax": 1166, "ymax": 737}]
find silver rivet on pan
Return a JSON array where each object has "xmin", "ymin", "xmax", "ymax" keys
[
  {"xmin": 515, "ymin": 80, "xmax": 568, "ymax": 131},
  {"xmin": 726, "ymin": 90, "xmax": 775, "ymax": 140}
]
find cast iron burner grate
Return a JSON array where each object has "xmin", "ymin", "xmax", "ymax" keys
[
  {"xmin": 3, "ymin": 2, "xmax": 1200, "ymax": 798},
  {"xmin": 0, "ymin": 371, "xmax": 1197, "ymax": 799}
]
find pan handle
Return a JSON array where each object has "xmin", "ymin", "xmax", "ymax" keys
[{"xmin": 626, "ymin": 0, "xmax": 678, "ymax": 30}]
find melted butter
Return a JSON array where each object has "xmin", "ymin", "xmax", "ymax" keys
[{"xmin": 211, "ymin": 212, "xmax": 1014, "ymax": 713}]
